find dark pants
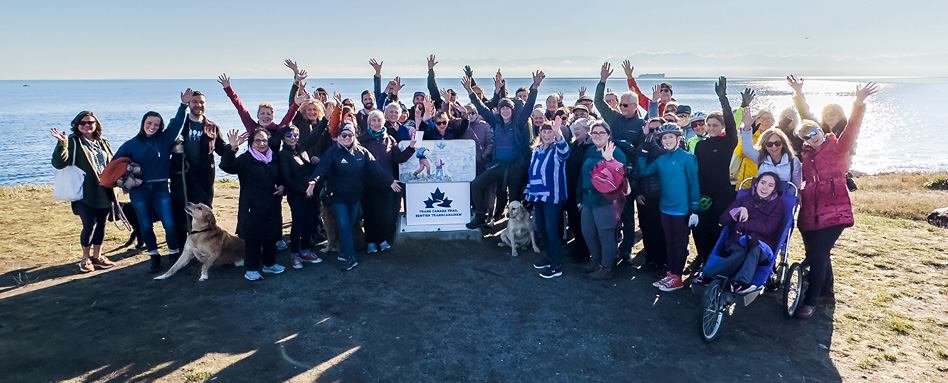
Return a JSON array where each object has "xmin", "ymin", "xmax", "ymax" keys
[
  {"xmin": 564, "ymin": 199, "xmax": 588, "ymax": 258},
  {"xmin": 287, "ymin": 194, "xmax": 319, "ymax": 254},
  {"xmin": 333, "ymin": 202, "xmax": 361, "ymax": 261},
  {"xmin": 534, "ymin": 201, "xmax": 565, "ymax": 269},
  {"xmin": 363, "ymin": 187, "xmax": 397, "ymax": 245},
  {"xmin": 636, "ymin": 196, "xmax": 666, "ymax": 266},
  {"xmin": 581, "ymin": 204, "xmax": 619, "ymax": 270},
  {"xmin": 129, "ymin": 181, "xmax": 178, "ymax": 253},
  {"xmin": 617, "ymin": 193, "xmax": 637, "ymax": 255},
  {"xmin": 73, "ymin": 201, "xmax": 109, "ymax": 247},
  {"xmin": 692, "ymin": 208, "xmax": 725, "ymax": 267},
  {"xmin": 703, "ymin": 242, "xmax": 768, "ymax": 284},
  {"xmin": 661, "ymin": 213, "xmax": 690, "ymax": 277},
  {"xmin": 244, "ymin": 239, "xmax": 277, "ymax": 272},
  {"xmin": 801, "ymin": 225, "xmax": 845, "ymax": 306},
  {"xmin": 471, "ymin": 162, "xmax": 526, "ymax": 217}
]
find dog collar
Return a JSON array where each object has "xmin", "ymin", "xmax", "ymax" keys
[{"xmin": 188, "ymin": 228, "xmax": 211, "ymax": 234}]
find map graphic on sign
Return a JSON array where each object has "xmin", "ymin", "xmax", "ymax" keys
[{"xmin": 398, "ymin": 139, "xmax": 476, "ymax": 183}]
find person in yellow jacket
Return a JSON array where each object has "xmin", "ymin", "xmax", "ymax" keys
[{"xmin": 733, "ymin": 109, "xmax": 775, "ymax": 190}]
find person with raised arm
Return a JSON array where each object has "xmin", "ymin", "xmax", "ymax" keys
[
  {"xmin": 360, "ymin": 110, "xmax": 416, "ymax": 254},
  {"xmin": 306, "ymin": 124, "xmax": 402, "ymax": 271},
  {"xmin": 622, "ymin": 60, "xmax": 675, "ymax": 113},
  {"xmin": 577, "ymin": 122, "xmax": 628, "ymax": 280},
  {"xmin": 278, "ymin": 124, "xmax": 327, "ymax": 269},
  {"xmin": 738, "ymin": 110, "xmax": 802, "ymax": 188},
  {"xmin": 793, "ymin": 83, "xmax": 878, "ymax": 319},
  {"xmin": 634, "ymin": 117, "xmax": 670, "ymax": 273},
  {"xmin": 462, "ymin": 69, "xmax": 545, "ymax": 229},
  {"xmin": 221, "ymin": 128, "xmax": 287, "ymax": 281},
  {"xmin": 218, "ymin": 71, "xmax": 305, "ymax": 151},
  {"xmin": 51, "ymin": 112, "xmax": 117, "ymax": 273},
  {"xmin": 526, "ymin": 116, "xmax": 571, "ymax": 278},
  {"xmin": 113, "ymin": 89, "xmax": 192, "ymax": 273},
  {"xmin": 284, "ymin": 60, "xmax": 330, "ymax": 151}
]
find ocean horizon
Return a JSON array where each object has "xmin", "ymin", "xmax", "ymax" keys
[{"xmin": 3, "ymin": 76, "xmax": 946, "ymax": 186}]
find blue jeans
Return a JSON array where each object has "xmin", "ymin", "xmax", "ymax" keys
[
  {"xmin": 534, "ymin": 201, "xmax": 565, "ymax": 269},
  {"xmin": 333, "ymin": 202, "xmax": 361, "ymax": 262},
  {"xmin": 129, "ymin": 181, "xmax": 178, "ymax": 253}
]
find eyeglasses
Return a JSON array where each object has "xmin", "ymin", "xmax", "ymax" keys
[
  {"xmin": 78, "ymin": 120, "xmax": 96, "ymax": 126},
  {"xmin": 620, "ymin": 103, "xmax": 632, "ymax": 108},
  {"xmin": 252, "ymin": 139, "xmax": 268, "ymax": 144},
  {"xmin": 285, "ymin": 133, "xmax": 299, "ymax": 138},
  {"xmin": 590, "ymin": 131, "xmax": 608, "ymax": 136},
  {"xmin": 660, "ymin": 88, "xmax": 671, "ymax": 92},
  {"xmin": 339, "ymin": 132, "xmax": 354, "ymax": 138},
  {"xmin": 803, "ymin": 130, "xmax": 820, "ymax": 140},
  {"xmin": 435, "ymin": 121, "xmax": 447, "ymax": 126},
  {"xmin": 765, "ymin": 141, "xmax": 783, "ymax": 148},
  {"xmin": 648, "ymin": 128, "xmax": 660, "ymax": 133}
]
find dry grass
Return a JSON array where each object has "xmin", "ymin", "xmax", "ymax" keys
[{"xmin": 850, "ymin": 171, "xmax": 948, "ymax": 220}]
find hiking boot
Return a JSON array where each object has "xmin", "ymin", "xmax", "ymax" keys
[
  {"xmin": 90, "ymin": 256, "xmax": 115, "ymax": 270},
  {"xmin": 261, "ymin": 263, "xmax": 286, "ymax": 274},
  {"xmin": 581, "ymin": 260, "xmax": 600, "ymax": 273},
  {"xmin": 533, "ymin": 259, "xmax": 551, "ymax": 269},
  {"xmin": 795, "ymin": 304, "xmax": 816, "ymax": 319},
  {"xmin": 149, "ymin": 253, "xmax": 161, "ymax": 274},
  {"xmin": 300, "ymin": 252, "xmax": 322, "ymax": 264},
  {"xmin": 78, "ymin": 259, "xmax": 95, "ymax": 273},
  {"xmin": 653, "ymin": 272, "xmax": 673, "ymax": 287},
  {"xmin": 658, "ymin": 275, "xmax": 684, "ymax": 292},
  {"xmin": 540, "ymin": 267, "xmax": 563, "ymax": 279},
  {"xmin": 290, "ymin": 254, "xmax": 303, "ymax": 269},
  {"xmin": 466, "ymin": 215, "xmax": 488, "ymax": 229},
  {"xmin": 341, "ymin": 258, "xmax": 359, "ymax": 271},
  {"xmin": 276, "ymin": 240, "xmax": 288, "ymax": 251},
  {"xmin": 367, "ymin": 243, "xmax": 378, "ymax": 254},
  {"xmin": 587, "ymin": 267, "xmax": 613, "ymax": 280},
  {"xmin": 244, "ymin": 271, "xmax": 263, "ymax": 281},
  {"xmin": 379, "ymin": 241, "xmax": 391, "ymax": 251}
]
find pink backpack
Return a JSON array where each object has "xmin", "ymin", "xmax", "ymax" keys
[{"xmin": 592, "ymin": 159, "xmax": 630, "ymax": 201}]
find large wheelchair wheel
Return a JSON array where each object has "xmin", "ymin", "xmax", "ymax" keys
[
  {"xmin": 782, "ymin": 263, "xmax": 805, "ymax": 318},
  {"xmin": 700, "ymin": 280, "xmax": 726, "ymax": 342}
]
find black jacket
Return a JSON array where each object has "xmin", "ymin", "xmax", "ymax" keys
[
  {"xmin": 310, "ymin": 143, "xmax": 392, "ymax": 204},
  {"xmin": 220, "ymin": 147, "xmax": 283, "ymax": 241}
]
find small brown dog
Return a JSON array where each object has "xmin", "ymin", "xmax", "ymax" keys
[
  {"xmin": 498, "ymin": 200, "xmax": 539, "ymax": 257},
  {"xmin": 154, "ymin": 202, "xmax": 245, "ymax": 281}
]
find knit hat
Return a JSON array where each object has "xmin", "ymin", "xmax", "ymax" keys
[{"xmin": 498, "ymin": 98, "xmax": 515, "ymax": 110}]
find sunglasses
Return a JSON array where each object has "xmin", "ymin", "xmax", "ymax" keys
[
  {"xmin": 803, "ymin": 130, "xmax": 820, "ymax": 140},
  {"xmin": 660, "ymin": 88, "xmax": 671, "ymax": 92},
  {"xmin": 620, "ymin": 103, "xmax": 632, "ymax": 108},
  {"xmin": 339, "ymin": 132, "xmax": 354, "ymax": 138},
  {"xmin": 435, "ymin": 121, "xmax": 447, "ymax": 126},
  {"xmin": 78, "ymin": 121, "xmax": 96, "ymax": 126},
  {"xmin": 285, "ymin": 133, "xmax": 299, "ymax": 138},
  {"xmin": 648, "ymin": 128, "xmax": 660, "ymax": 133},
  {"xmin": 765, "ymin": 140, "xmax": 783, "ymax": 148}
]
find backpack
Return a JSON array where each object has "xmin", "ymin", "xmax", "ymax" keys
[{"xmin": 591, "ymin": 159, "xmax": 630, "ymax": 201}]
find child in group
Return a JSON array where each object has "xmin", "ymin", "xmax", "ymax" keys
[
  {"xmin": 637, "ymin": 123, "xmax": 700, "ymax": 291},
  {"xmin": 695, "ymin": 172, "xmax": 786, "ymax": 293}
]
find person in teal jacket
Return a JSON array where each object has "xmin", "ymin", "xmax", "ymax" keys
[
  {"xmin": 577, "ymin": 121, "xmax": 627, "ymax": 280},
  {"xmin": 637, "ymin": 123, "xmax": 699, "ymax": 292}
]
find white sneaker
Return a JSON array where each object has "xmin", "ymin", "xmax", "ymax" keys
[
  {"xmin": 379, "ymin": 241, "xmax": 391, "ymax": 251},
  {"xmin": 276, "ymin": 240, "xmax": 288, "ymax": 251},
  {"xmin": 262, "ymin": 264, "xmax": 286, "ymax": 274},
  {"xmin": 290, "ymin": 255, "xmax": 303, "ymax": 269},
  {"xmin": 244, "ymin": 271, "xmax": 263, "ymax": 281}
]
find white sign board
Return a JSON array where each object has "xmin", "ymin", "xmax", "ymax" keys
[
  {"xmin": 405, "ymin": 182, "xmax": 471, "ymax": 226},
  {"xmin": 398, "ymin": 139, "xmax": 476, "ymax": 183}
]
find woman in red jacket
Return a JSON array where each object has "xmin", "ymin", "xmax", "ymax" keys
[{"xmin": 794, "ymin": 83, "xmax": 877, "ymax": 319}]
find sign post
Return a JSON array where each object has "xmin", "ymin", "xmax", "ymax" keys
[{"xmin": 397, "ymin": 139, "xmax": 479, "ymax": 238}]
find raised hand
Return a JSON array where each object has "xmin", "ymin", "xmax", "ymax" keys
[
  {"xmin": 602, "ymin": 140, "xmax": 616, "ymax": 161},
  {"xmin": 741, "ymin": 108, "xmax": 753, "ymax": 131},
  {"xmin": 324, "ymin": 102, "xmax": 336, "ymax": 117},
  {"xmin": 463, "ymin": 65, "xmax": 474, "ymax": 78},
  {"xmin": 786, "ymin": 75, "xmax": 804, "ymax": 94},
  {"xmin": 740, "ymin": 88, "xmax": 755, "ymax": 108},
  {"xmin": 439, "ymin": 88, "xmax": 450, "ymax": 101},
  {"xmin": 553, "ymin": 116, "xmax": 564, "ymax": 140},
  {"xmin": 50, "ymin": 128, "xmax": 68, "ymax": 141},
  {"xmin": 296, "ymin": 69, "xmax": 308, "ymax": 82},
  {"xmin": 369, "ymin": 58, "xmax": 383, "ymax": 76},
  {"xmin": 531, "ymin": 70, "xmax": 545, "ymax": 89},
  {"xmin": 652, "ymin": 85, "xmax": 661, "ymax": 101},
  {"xmin": 461, "ymin": 75, "xmax": 474, "ymax": 93},
  {"xmin": 423, "ymin": 97, "xmax": 436, "ymax": 119},
  {"xmin": 226, "ymin": 129, "xmax": 241, "ymax": 148},
  {"xmin": 333, "ymin": 91, "xmax": 343, "ymax": 106},
  {"xmin": 284, "ymin": 59, "xmax": 299, "ymax": 75},
  {"xmin": 427, "ymin": 54, "xmax": 438, "ymax": 70},
  {"xmin": 855, "ymin": 82, "xmax": 879, "ymax": 105},
  {"xmin": 203, "ymin": 122, "xmax": 218, "ymax": 139},
  {"xmin": 217, "ymin": 73, "xmax": 231, "ymax": 88},
  {"xmin": 578, "ymin": 87, "xmax": 587, "ymax": 98},
  {"xmin": 715, "ymin": 76, "xmax": 727, "ymax": 98},
  {"xmin": 621, "ymin": 60, "xmax": 634, "ymax": 79},
  {"xmin": 392, "ymin": 77, "xmax": 404, "ymax": 94},
  {"xmin": 385, "ymin": 80, "xmax": 396, "ymax": 94},
  {"xmin": 294, "ymin": 86, "xmax": 308, "ymax": 105},
  {"xmin": 181, "ymin": 88, "xmax": 194, "ymax": 104},
  {"xmin": 600, "ymin": 62, "xmax": 613, "ymax": 82},
  {"xmin": 494, "ymin": 69, "xmax": 504, "ymax": 90}
]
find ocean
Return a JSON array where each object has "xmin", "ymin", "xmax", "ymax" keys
[{"xmin": 2, "ymin": 77, "xmax": 945, "ymax": 186}]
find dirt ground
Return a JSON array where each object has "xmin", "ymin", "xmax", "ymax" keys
[{"xmin": 0, "ymin": 183, "xmax": 851, "ymax": 382}]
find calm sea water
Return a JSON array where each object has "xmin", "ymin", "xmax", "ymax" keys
[{"xmin": 1, "ymin": 77, "xmax": 945, "ymax": 186}]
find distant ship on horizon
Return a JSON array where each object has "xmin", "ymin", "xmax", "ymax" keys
[{"xmin": 638, "ymin": 73, "xmax": 665, "ymax": 79}]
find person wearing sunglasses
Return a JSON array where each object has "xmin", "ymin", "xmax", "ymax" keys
[
  {"xmin": 221, "ymin": 128, "xmax": 287, "ymax": 281},
  {"xmin": 621, "ymin": 60, "xmax": 676, "ymax": 113},
  {"xmin": 113, "ymin": 90, "xmax": 193, "ymax": 273},
  {"xmin": 738, "ymin": 112, "xmax": 802, "ymax": 189},
  {"xmin": 360, "ymin": 111, "xmax": 416, "ymax": 254},
  {"xmin": 306, "ymin": 124, "xmax": 402, "ymax": 271},
  {"xmin": 685, "ymin": 112, "xmax": 707, "ymax": 153},
  {"xmin": 460, "ymin": 103, "xmax": 494, "ymax": 176},
  {"xmin": 792, "ymin": 83, "xmax": 878, "ymax": 319},
  {"xmin": 278, "ymin": 125, "xmax": 327, "ymax": 269},
  {"xmin": 422, "ymin": 110, "xmax": 469, "ymax": 141},
  {"xmin": 51, "ymin": 111, "xmax": 117, "ymax": 273},
  {"xmin": 218, "ymin": 71, "xmax": 305, "ymax": 152}
]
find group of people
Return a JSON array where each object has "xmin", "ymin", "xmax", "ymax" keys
[{"xmin": 51, "ymin": 57, "xmax": 878, "ymax": 319}]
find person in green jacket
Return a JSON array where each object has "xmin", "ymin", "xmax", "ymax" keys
[
  {"xmin": 637, "ymin": 123, "xmax": 700, "ymax": 292},
  {"xmin": 577, "ymin": 121, "xmax": 627, "ymax": 280}
]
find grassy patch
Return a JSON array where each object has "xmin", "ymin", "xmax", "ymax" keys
[
  {"xmin": 184, "ymin": 370, "xmax": 213, "ymax": 382},
  {"xmin": 925, "ymin": 178, "xmax": 948, "ymax": 190}
]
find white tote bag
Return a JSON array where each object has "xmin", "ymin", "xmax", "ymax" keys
[{"xmin": 53, "ymin": 140, "xmax": 86, "ymax": 202}]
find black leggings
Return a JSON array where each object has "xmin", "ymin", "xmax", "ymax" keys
[
  {"xmin": 471, "ymin": 162, "xmax": 526, "ymax": 216},
  {"xmin": 362, "ymin": 187, "xmax": 397, "ymax": 244},
  {"xmin": 74, "ymin": 202, "xmax": 109, "ymax": 247},
  {"xmin": 244, "ymin": 239, "xmax": 277, "ymax": 272},
  {"xmin": 801, "ymin": 225, "xmax": 845, "ymax": 306},
  {"xmin": 287, "ymin": 194, "xmax": 319, "ymax": 254}
]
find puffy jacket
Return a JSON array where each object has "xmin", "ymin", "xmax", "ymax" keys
[
  {"xmin": 219, "ymin": 147, "xmax": 283, "ymax": 241},
  {"xmin": 734, "ymin": 128, "xmax": 761, "ymax": 189},
  {"xmin": 797, "ymin": 104, "xmax": 865, "ymax": 232},
  {"xmin": 637, "ymin": 146, "xmax": 700, "ymax": 215}
]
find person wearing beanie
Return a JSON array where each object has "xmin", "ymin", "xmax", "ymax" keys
[{"xmin": 462, "ymin": 70, "xmax": 546, "ymax": 229}]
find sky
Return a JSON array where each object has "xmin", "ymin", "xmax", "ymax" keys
[{"xmin": 2, "ymin": 0, "xmax": 947, "ymax": 80}]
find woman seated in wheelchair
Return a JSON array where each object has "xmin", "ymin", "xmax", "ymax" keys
[{"xmin": 695, "ymin": 172, "xmax": 785, "ymax": 293}]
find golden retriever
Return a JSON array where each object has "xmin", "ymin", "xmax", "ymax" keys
[
  {"xmin": 497, "ymin": 201, "xmax": 539, "ymax": 257},
  {"xmin": 154, "ymin": 203, "xmax": 245, "ymax": 281}
]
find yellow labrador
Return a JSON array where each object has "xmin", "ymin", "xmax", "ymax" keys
[
  {"xmin": 498, "ymin": 201, "xmax": 539, "ymax": 257},
  {"xmin": 155, "ymin": 203, "xmax": 245, "ymax": 281}
]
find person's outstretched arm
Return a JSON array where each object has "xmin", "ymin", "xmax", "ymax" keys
[
  {"xmin": 837, "ymin": 83, "xmax": 877, "ymax": 153},
  {"xmin": 218, "ymin": 74, "xmax": 257, "ymax": 134},
  {"xmin": 622, "ymin": 60, "xmax": 651, "ymax": 110},
  {"xmin": 463, "ymin": 75, "xmax": 497, "ymax": 127},
  {"xmin": 787, "ymin": 75, "xmax": 817, "ymax": 122},
  {"xmin": 715, "ymin": 77, "xmax": 738, "ymax": 150},
  {"xmin": 426, "ymin": 55, "xmax": 444, "ymax": 110},
  {"xmin": 594, "ymin": 63, "xmax": 619, "ymax": 123}
]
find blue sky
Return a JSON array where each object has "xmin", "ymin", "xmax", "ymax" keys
[{"xmin": 3, "ymin": 0, "xmax": 946, "ymax": 79}]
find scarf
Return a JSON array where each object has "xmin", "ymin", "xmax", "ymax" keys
[
  {"xmin": 250, "ymin": 147, "xmax": 273, "ymax": 164},
  {"xmin": 368, "ymin": 126, "xmax": 386, "ymax": 140}
]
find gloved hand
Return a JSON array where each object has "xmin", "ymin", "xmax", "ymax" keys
[{"xmin": 688, "ymin": 214, "xmax": 699, "ymax": 227}]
